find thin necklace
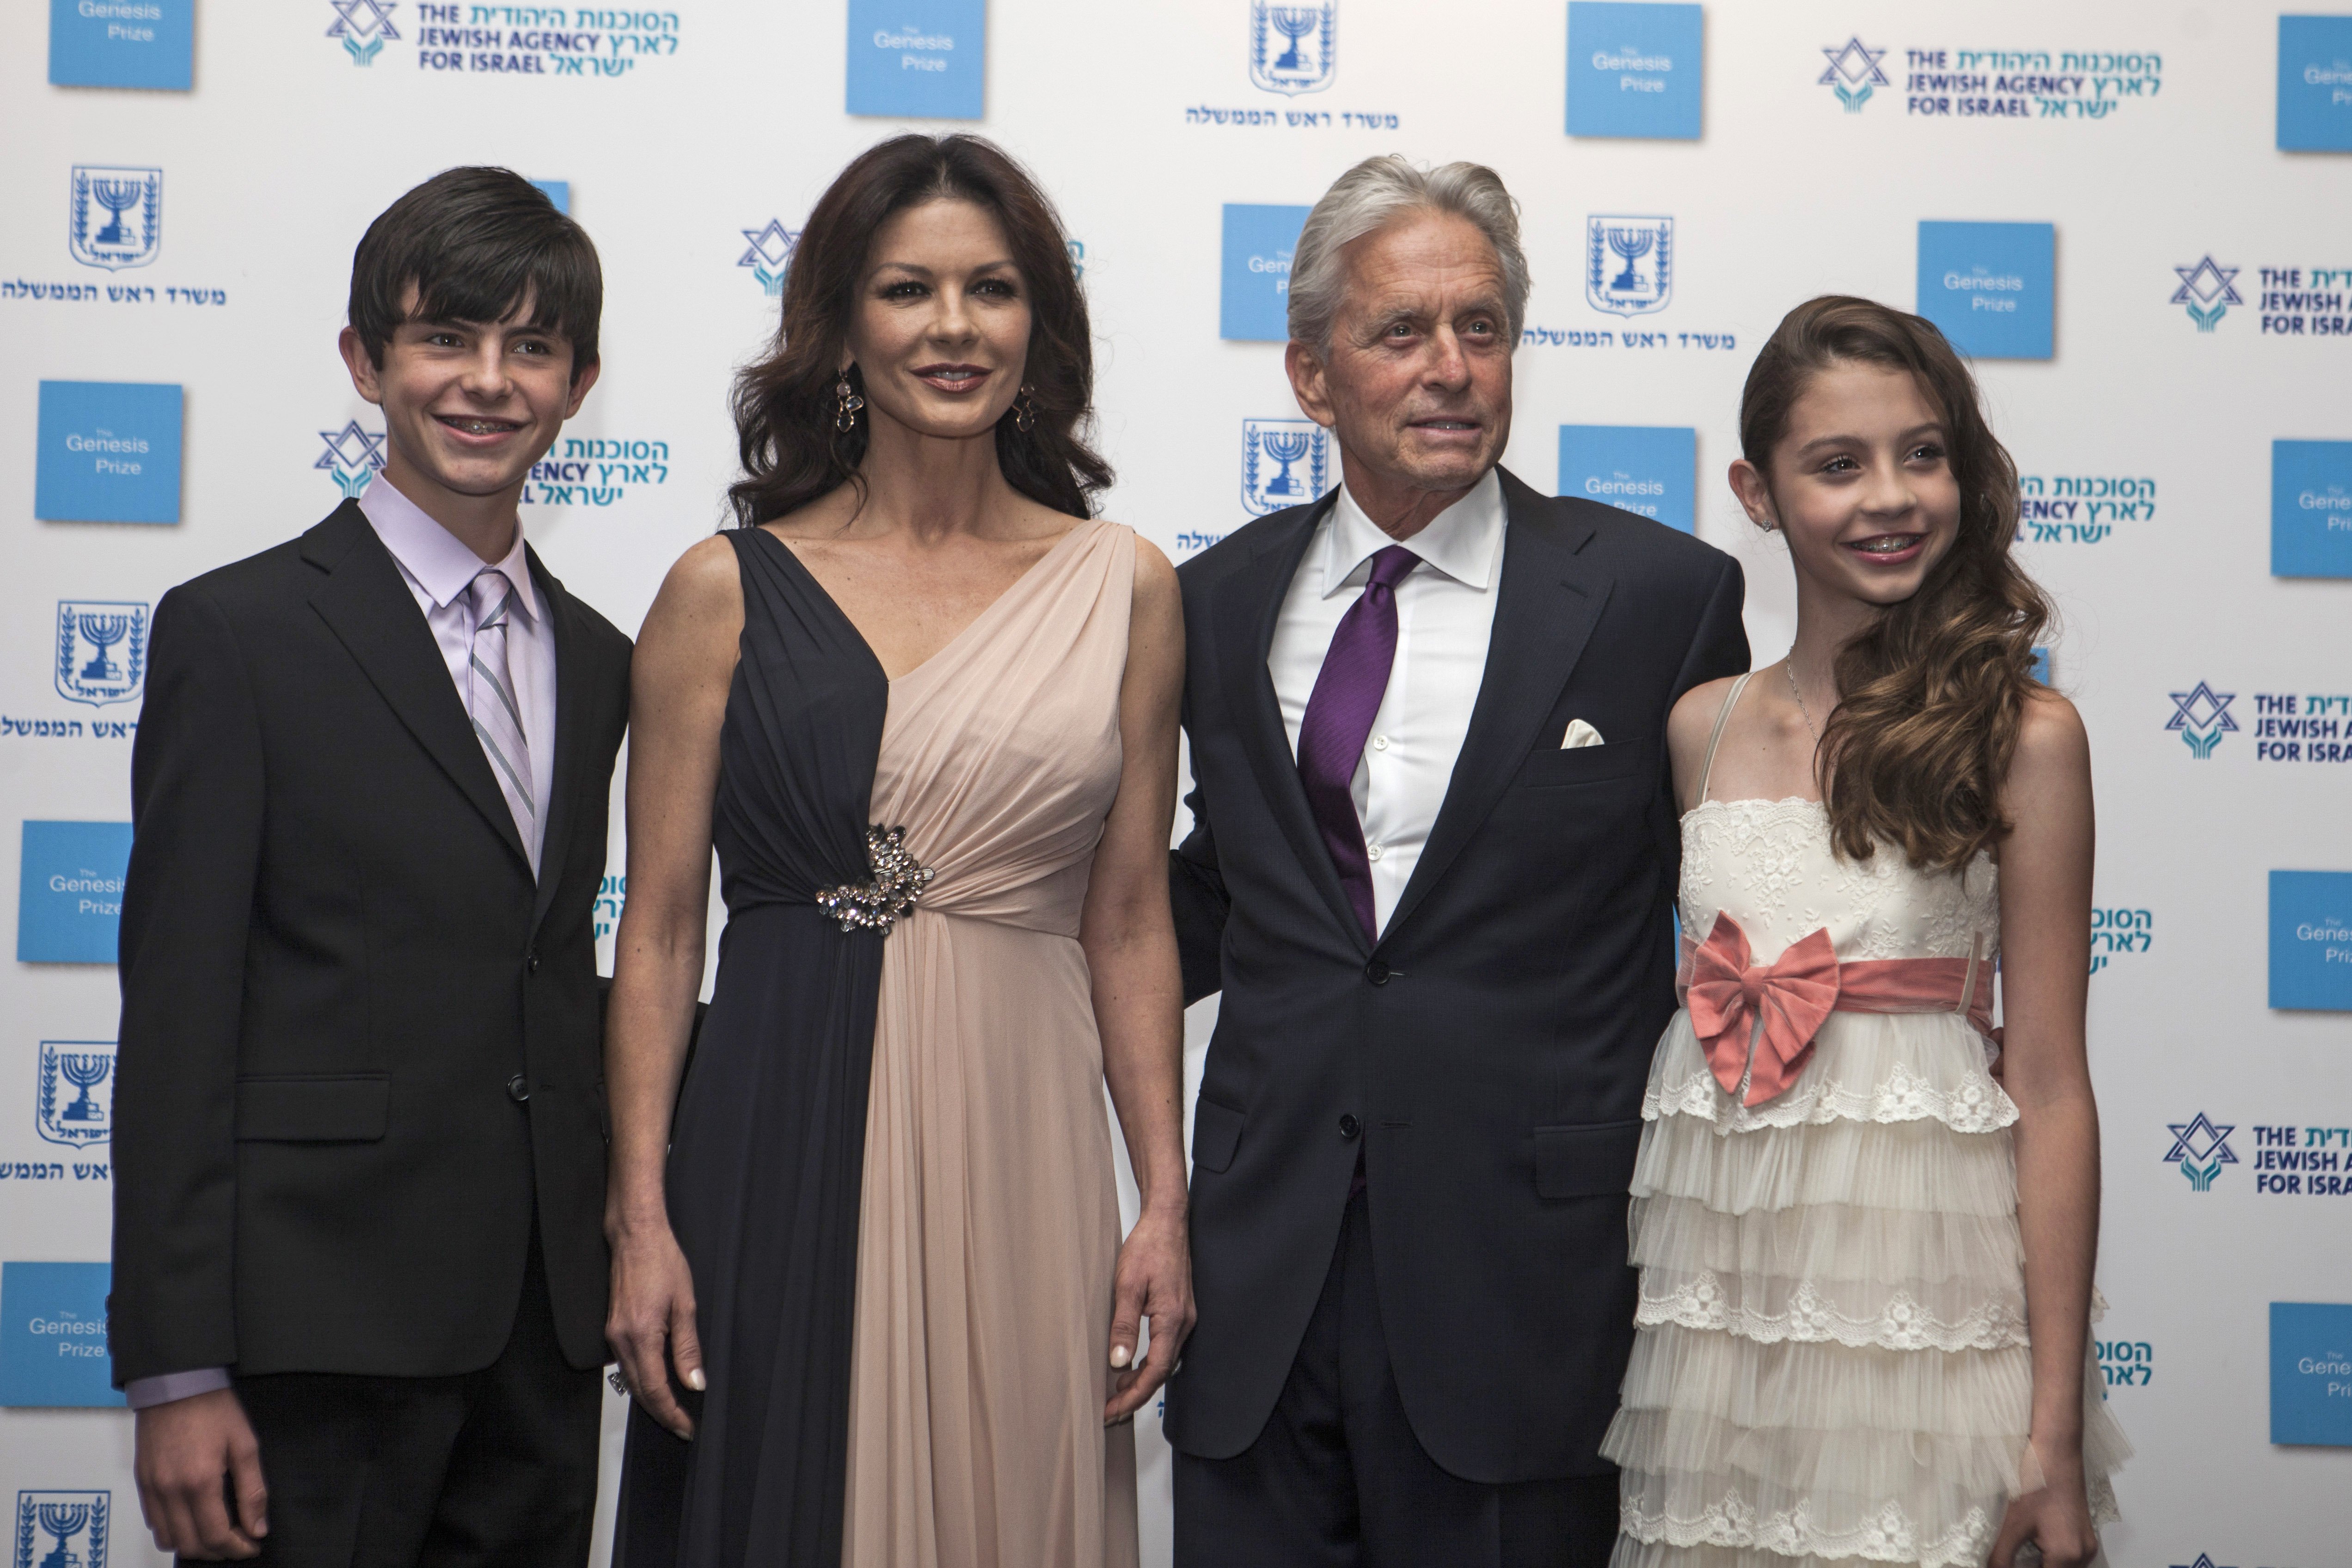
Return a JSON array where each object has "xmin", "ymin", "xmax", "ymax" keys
[{"xmin": 1786, "ymin": 660, "xmax": 1822, "ymax": 746}]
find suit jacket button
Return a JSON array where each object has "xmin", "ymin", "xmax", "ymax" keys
[
  {"xmin": 1365, "ymin": 959, "xmax": 1390, "ymax": 986},
  {"xmin": 526, "ymin": 950, "xmax": 541, "ymax": 974},
  {"xmin": 1338, "ymin": 1114, "xmax": 1361, "ymax": 1140},
  {"xmin": 507, "ymin": 1074, "xmax": 531, "ymax": 1103}
]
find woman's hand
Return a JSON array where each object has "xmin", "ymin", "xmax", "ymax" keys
[
  {"xmin": 1104, "ymin": 1205, "xmax": 1194, "ymax": 1423},
  {"xmin": 1990, "ymin": 1454, "xmax": 2099, "ymax": 1568},
  {"xmin": 607, "ymin": 1220, "xmax": 705, "ymax": 1439}
]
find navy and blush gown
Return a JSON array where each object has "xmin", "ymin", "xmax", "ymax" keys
[{"xmin": 618, "ymin": 521, "xmax": 1141, "ymax": 1568}]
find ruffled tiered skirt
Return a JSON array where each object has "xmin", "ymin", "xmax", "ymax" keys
[{"xmin": 1602, "ymin": 1012, "xmax": 2130, "ymax": 1568}]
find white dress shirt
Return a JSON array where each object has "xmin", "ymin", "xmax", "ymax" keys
[
  {"xmin": 1268, "ymin": 469, "xmax": 1506, "ymax": 937},
  {"xmin": 120, "ymin": 479, "xmax": 564, "ymax": 1413},
  {"xmin": 359, "ymin": 476, "xmax": 559, "ymax": 874}
]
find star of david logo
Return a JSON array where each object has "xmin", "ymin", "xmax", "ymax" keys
[
  {"xmin": 1819, "ymin": 37, "xmax": 1889, "ymax": 87},
  {"xmin": 739, "ymin": 220, "xmax": 800, "ymax": 272},
  {"xmin": 2163, "ymin": 1115, "xmax": 2237, "ymax": 1167},
  {"xmin": 2171, "ymin": 257, "xmax": 2242, "ymax": 307},
  {"xmin": 2166, "ymin": 682, "xmax": 2238, "ymax": 734},
  {"xmin": 316, "ymin": 421, "xmax": 387, "ymax": 474},
  {"xmin": 327, "ymin": 0, "xmax": 398, "ymax": 40},
  {"xmin": 2172, "ymin": 1555, "xmax": 2236, "ymax": 1568}
]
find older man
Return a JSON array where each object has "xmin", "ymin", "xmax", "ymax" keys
[{"xmin": 1165, "ymin": 157, "xmax": 1748, "ymax": 1565}]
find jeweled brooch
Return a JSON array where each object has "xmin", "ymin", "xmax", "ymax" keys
[{"xmin": 816, "ymin": 825, "xmax": 935, "ymax": 934}]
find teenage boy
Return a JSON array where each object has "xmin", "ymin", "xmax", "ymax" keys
[{"xmin": 112, "ymin": 167, "xmax": 632, "ymax": 1565}]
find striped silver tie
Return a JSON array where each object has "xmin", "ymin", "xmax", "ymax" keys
[{"xmin": 466, "ymin": 569, "xmax": 536, "ymax": 862}]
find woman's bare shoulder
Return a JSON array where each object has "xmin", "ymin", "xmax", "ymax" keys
[
  {"xmin": 2006, "ymin": 684, "xmax": 2091, "ymax": 792},
  {"xmin": 1670, "ymin": 672, "xmax": 1747, "ymax": 749},
  {"xmin": 655, "ymin": 533, "xmax": 746, "ymax": 614},
  {"xmin": 1123, "ymin": 529, "xmax": 1178, "ymax": 602}
]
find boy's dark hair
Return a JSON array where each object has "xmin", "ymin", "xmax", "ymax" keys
[{"xmin": 348, "ymin": 166, "xmax": 602, "ymax": 380}]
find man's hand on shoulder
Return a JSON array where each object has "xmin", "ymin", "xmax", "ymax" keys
[{"xmin": 135, "ymin": 1386, "xmax": 268, "ymax": 1560}]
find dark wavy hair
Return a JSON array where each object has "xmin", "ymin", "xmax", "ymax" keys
[
  {"xmin": 727, "ymin": 135, "xmax": 1110, "ymax": 527},
  {"xmin": 1740, "ymin": 295, "xmax": 2054, "ymax": 872}
]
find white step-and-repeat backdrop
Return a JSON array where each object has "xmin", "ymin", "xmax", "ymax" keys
[{"xmin": 6, "ymin": 0, "xmax": 2350, "ymax": 1563}]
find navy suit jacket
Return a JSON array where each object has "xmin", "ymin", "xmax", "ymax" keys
[{"xmin": 1164, "ymin": 467, "xmax": 1748, "ymax": 1482}]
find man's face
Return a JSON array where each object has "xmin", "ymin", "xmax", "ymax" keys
[
  {"xmin": 338, "ymin": 285, "xmax": 597, "ymax": 505},
  {"xmin": 1286, "ymin": 211, "xmax": 1513, "ymax": 507}
]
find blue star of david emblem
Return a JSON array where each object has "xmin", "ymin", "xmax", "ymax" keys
[
  {"xmin": 739, "ymin": 220, "xmax": 799, "ymax": 271},
  {"xmin": 317, "ymin": 421, "xmax": 387, "ymax": 474},
  {"xmin": 327, "ymin": 0, "xmax": 398, "ymax": 40},
  {"xmin": 2172, "ymin": 257, "xmax": 2242, "ymax": 307},
  {"xmin": 2166, "ymin": 682, "xmax": 2237, "ymax": 734},
  {"xmin": 2173, "ymin": 1555, "xmax": 2236, "ymax": 1568},
  {"xmin": 2164, "ymin": 1115, "xmax": 2237, "ymax": 1166},
  {"xmin": 1819, "ymin": 37, "xmax": 1889, "ymax": 87}
]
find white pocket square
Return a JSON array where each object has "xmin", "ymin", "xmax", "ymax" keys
[{"xmin": 1560, "ymin": 718, "xmax": 1605, "ymax": 749}]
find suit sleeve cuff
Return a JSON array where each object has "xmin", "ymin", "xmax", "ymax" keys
[{"xmin": 124, "ymin": 1367, "xmax": 233, "ymax": 1409}]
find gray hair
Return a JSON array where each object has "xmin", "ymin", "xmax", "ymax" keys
[{"xmin": 1286, "ymin": 155, "xmax": 1530, "ymax": 352}]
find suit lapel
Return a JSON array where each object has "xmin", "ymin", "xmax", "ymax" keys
[
  {"xmin": 527, "ymin": 547, "xmax": 585, "ymax": 930},
  {"xmin": 1221, "ymin": 492, "xmax": 1370, "ymax": 952},
  {"xmin": 303, "ymin": 501, "xmax": 533, "ymax": 875},
  {"xmin": 1381, "ymin": 471, "xmax": 1613, "ymax": 944}
]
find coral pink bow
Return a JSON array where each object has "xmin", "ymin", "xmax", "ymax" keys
[{"xmin": 1685, "ymin": 914, "xmax": 1840, "ymax": 1108}]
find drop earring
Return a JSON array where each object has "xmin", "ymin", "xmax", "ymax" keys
[
  {"xmin": 833, "ymin": 371, "xmax": 865, "ymax": 433},
  {"xmin": 1012, "ymin": 385, "xmax": 1037, "ymax": 434}
]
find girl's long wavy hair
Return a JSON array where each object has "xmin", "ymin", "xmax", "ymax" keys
[
  {"xmin": 1740, "ymin": 296, "xmax": 2054, "ymax": 872},
  {"xmin": 727, "ymin": 134, "xmax": 1110, "ymax": 527}
]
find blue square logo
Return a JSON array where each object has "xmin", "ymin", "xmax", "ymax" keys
[
  {"xmin": 1917, "ymin": 221, "xmax": 2054, "ymax": 360},
  {"xmin": 1558, "ymin": 425, "xmax": 1695, "ymax": 531},
  {"xmin": 35, "ymin": 381, "xmax": 182, "ymax": 525},
  {"xmin": 2273, "ymin": 440, "xmax": 2352, "ymax": 578},
  {"xmin": 16, "ymin": 822, "xmax": 131, "ymax": 966},
  {"xmin": 1221, "ymin": 204, "xmax": 1311, "ymax": 342},
  {"xmin": 847, "ymin": 0, "xmax": 984, "ymax": 119},
  {"xmin": 529, "ymin": 179, "xmax": 570, "ymax": 215},
  {"xmin": 2271, "ymin": 870, "xmax": 2352, "ymax": 1011},
  {"xmin": 0, "ymin": 1264, "xmax": 120, "ymax": 1408},
  {"xmin": 2279, "ymin": 16, "xmax": 2352, "ymax": 151},
  {"xmin": 1566, "ymin": 2, "xmax": 1703, "ymax": 140},
  {"xmin": 48, "ymin": 0, "xmax": 191, "ymax": 89},
  {"xmin": 2272, "ymin": 1302, "xmax": 2352, "ymax": 1445}
]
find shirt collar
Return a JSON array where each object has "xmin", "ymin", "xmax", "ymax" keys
[
  {"xmin": 357, "ymin": 476, "xmax": 541, "ymax": 624},
  {"xmin": 1317, "ymin": 467, "xmax": 1505, "ymax": 598}
]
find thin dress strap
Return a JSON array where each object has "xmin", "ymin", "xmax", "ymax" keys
[{"xmin": 1693, "ymin": 671, "xmax": 1756, "ymax": 808}]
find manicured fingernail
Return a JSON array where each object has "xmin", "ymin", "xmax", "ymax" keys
[
  {"xmin": 1110, "ymin": 1344, "xmax": 1132, "ymax": 1368},
  {"xmin": 686, "ymin": 1368, "xmax": 706, "ymax": 1391}
]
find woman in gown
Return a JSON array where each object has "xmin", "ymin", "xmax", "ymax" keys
[
  {"xmin": 601, "ymin": 134, "xmax": 1192, "ymax": 1567},
  {"xmin": 1605, "ymin": 297, "xmax": 2128, "ymax": 1568}
]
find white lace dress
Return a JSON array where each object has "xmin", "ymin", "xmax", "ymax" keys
[{"xmin": 1603, "ymin": 779, "xmax": 2130, "ymax": 1567}]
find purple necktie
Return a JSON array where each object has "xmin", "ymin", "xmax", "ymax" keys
[{"xmin": 1297, "ymin": 544, "xmax": 1419, "ymax": 940}]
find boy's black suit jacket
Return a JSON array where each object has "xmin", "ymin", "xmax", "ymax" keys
[
  {"xmin": 110, "ymin": 498, "xmax": 631, "ymax": 1384},
  {"xmin": 1164, "ymin": 468, "xmax": 1749, "ymax": 1482}
]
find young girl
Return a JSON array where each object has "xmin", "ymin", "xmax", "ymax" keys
[{"xmin": 1604, "ymin": 297, "xmax": 2129, "ymax": 1568}]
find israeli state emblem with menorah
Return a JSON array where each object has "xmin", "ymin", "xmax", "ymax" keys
[
  {"xmin": 36, "ymin": 1044, "xmax": 114, "ymax": 1151},
  {"xmin": 1250, "ymin": 1, "xmax": 1335, "ymax": 95},
  {"xmin": 1586, "ymin": 214, "xmax": 1672, "ymax": 317},
  {"xmin": 13, "ymin": 1491, "xmax": 109, "ymax": 1568},
  {"xmin": 1241, "ymin": 419, "xmax": 1330, "ymax": 516},
  {"xmin": 54, "ymin": 601, "xmax": 147, "ymax": 709},
  {"xmin": 68, "ymin": 167, "xmax": 160, "ymax": 272}
]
